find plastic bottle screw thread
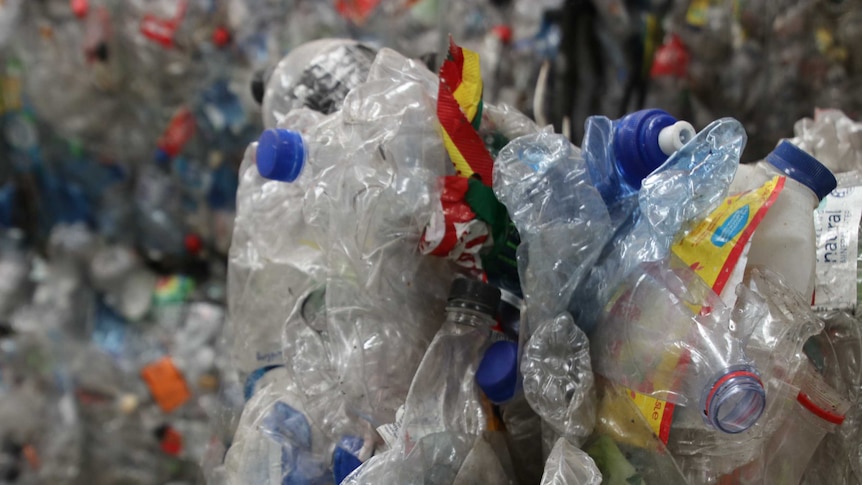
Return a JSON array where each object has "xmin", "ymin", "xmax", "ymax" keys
[{"xmin": 702, "ymin": 366, "xmax": 766, "ymax": 434}]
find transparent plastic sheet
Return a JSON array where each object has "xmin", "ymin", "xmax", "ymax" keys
[
  {"xmin": 540, "ymin": 438, "xmax": 602, "ymax": 485},
  {"xmin": 570, "ymin": 117, "xmax": 745, "ymax": 333},
  {"xmin": 520, "ymin": 312, "xmax": 596, "ymax": 445},
  {"xmin": 316, "ymin": 48, "xmax": 455, "ymax": 425}
]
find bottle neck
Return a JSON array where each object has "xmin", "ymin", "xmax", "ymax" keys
[
  {"xmin": 763, "ymin": 162, "xmax": 821, "ymax": 209},
  {"xmin": 444, "ymin": 306, "xmax": 497, "ymax": 329}
]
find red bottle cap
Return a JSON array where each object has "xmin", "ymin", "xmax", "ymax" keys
[
  {"xmin": 71, "ymin": 0, "xmax": 89, "ymax": 18},
  {"xmin": 212, "ymin": 26, "xmax": 231, "ymax": 47},
  {"xmin": 492, "ymin": 25, "xmax": 513, "ymax": 45},
  {"xmin": 184, "ymin": 234, "xmax": 203, "ymax": 255}
]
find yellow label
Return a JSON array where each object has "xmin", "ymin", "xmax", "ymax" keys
[
  {"xmin": 672, "ymin": 176, "xmax": 784, "ymax": 293},
  {"xmin": 625, "ymin": 176, "xmax": 785, "ymax": 444},
  {"xmin": 0, "ymin": 75, "xmax": 22, "ymax": 115},
  {"xmin": 481, "ymin": 393, "xmax": 504, "ymax": 432},
  {"xmin": 685, "ymin": 0, "xmax": 712, "ymax": 27},
  {"xmin": 627, "ymin": 389, "xmax": 675, "ymax": 443}
]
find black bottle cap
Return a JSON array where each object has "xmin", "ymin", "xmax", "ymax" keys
[
  {"xmin": 153, "ymin": 424, "xmax": 170, "ymax": 440},
  {"xmin": 93, "ymin": 42, "xmax": 109, "ymax": 62},
  {"xmin": 447, "ymin": 278, "xmax": 501, "ymax": 316},
  {"xmin": 251, "ymin": 69, "xmax": 267, "ymax": 105}
]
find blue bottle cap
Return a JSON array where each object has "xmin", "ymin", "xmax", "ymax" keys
[
  {"xmin": 765, "ymin": 141, "xmax": 837, "ymax": 201},
  {"xmin": 154, "ymin": 147, "xmax": 171, "ymax": 166},
  {"xmin": 476, "ymin": 340, "xmax": 519, "ymax": 404},
  {"xmin": 0, "ymin": 183, "xmax": 14, "ymax": 228},
  {"xmin": 332, "ymin": 436, "xmax": 364, "ymax": 484},
  {"xmin": 242, "ymin": 364, "xmax": 284, "ymax": 401},
  {"xmin": 612, "ymin": 109, "xmax": 678, "ymax": 189},
  {"xmin": 256, "ymin": 128, "xmax": 306, "ymax": 182}
]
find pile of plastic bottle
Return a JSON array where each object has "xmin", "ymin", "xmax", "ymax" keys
[
  {"xmin": 219, "ymin": 31, "xmax": 862, "ymax": 485},
  {"xmin": 4, "ymin": 0, "xmax": 862, "ymax": 484},
  {"xmin": 0, "ymin": 1, "xmax": 574, "ymax": 483}
]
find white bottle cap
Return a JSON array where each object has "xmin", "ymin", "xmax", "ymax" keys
[
  {"xmin": 118, "ymin": 394, "xmax": 140, "ymax": 414},
  {"xmin": 658, "ymin": 121, "xmax": 696, "ymax": 155}
]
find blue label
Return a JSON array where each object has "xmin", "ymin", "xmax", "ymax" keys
[{"xmin": 711, "ymin": 205, "xmax": 750, "ymax": 248}]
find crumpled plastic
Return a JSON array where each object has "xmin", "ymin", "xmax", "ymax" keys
[
  {"xmin": 520, "ymin": 313, "xmax": 596, "ymax": 445},
  {"xmin": 540, "ymin": 437, "xmax": 602, "ymax": 485},
  {"xmin": 571, "ymin": 117, "xmax": 746, "ymax": 333},
  {"xmin": 791, "ymin": 109, "xmax": 862, "ymax": 175}
]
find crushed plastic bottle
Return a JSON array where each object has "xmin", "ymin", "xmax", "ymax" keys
[
  {"xmin": 591, "ymin": 257, "xmax": 766, "ymax": 435},
  {"xmin": 476, "ymin": 340, "xmax": 545, "ymax": 484},
  {"xmin": 540, "ymin": 437, "xmax": 602, "ymax": 485},
  {"xmin": 399, "ymin": 278, "xmax": 501, "ymax": 446},
  {"xmin": 568, "ymin": 116, "xmax": 745, "ymax": 333},
  {"xmin": 261, "ymin": 39, "xmax": 376, "ymax": 129}
]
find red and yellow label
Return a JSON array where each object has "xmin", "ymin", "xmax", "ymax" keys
[{"xmin": 437, "ymin": 38, "xmax": 494, "ymax": 186}]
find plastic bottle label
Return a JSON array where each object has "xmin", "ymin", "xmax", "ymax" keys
[
  {"xmin": 140, "ymin": 356, "xmax": 192, "ymax": 413},
  {"xmin": 674, "ymin": 176, "xmax": 785, "ymax": 299},
  {"xmin": 157, "ymin": 107, "xmax": 197, "ymax": 157},
  {"xmin": 153, "ymin": 275, "xmax": 195, "ymax": 306},
  {"xmin": 625, "ymin": 176, "xmax": 784, "ymax": 444},
  {"xmin": 0, "ymin": 66, "xmax": 22, "ymax": 115},
  {"xmin": 813, "ymin": 185, "xmax": 862, "ymax": 312},
  {"xmin": 375, "ymin": 405, "xmax": 405, "ymax": 450},
  {"xmin": 290, "ymin": 44, "xmax": 375, "ymax": 115}
]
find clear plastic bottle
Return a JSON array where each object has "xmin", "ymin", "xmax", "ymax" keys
[
  {"xmin": 591, "ymin": 258, "xmax": 766, "ymax": 435},
  {"xmin": 493, "ymin": 131, "xmax": 613, "ymax": 337},
  {"xmin": 0, "ymin": 231, "xmax": 30, "ymax": 321},
  {"xmin": 476, "ymin": 340, "xmax": 545, "ymax": 485},
  {"xmin": 88, "ymin": 244, "xmax": 157, "ymax": 322},
  {"xmin": 400, "ymin": 279, "xmax": 502, "ymax": 448},
  {"xmin": 730, "ymin": 140, "xmax": 838, "ymax": 299},
  {"xmin": 728, "ymin": 365, "xmax": 850, "ymax": 485},
  {"xmin": 261, "ymin": 39, "xmax": 376, "ymax": 129}
]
